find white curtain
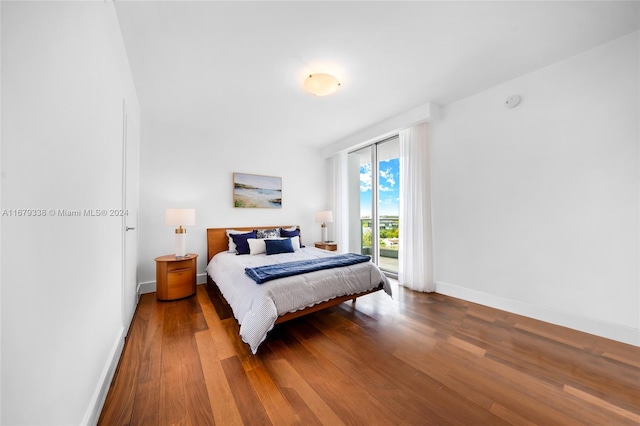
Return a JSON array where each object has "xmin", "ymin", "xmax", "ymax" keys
[
  {"xmin": 331, "ymin": 151, "xmax": 349, "ymax": 252},
  {"xmin": 399, "ymin": 123, "xmax": 434, "ymax": 292}
]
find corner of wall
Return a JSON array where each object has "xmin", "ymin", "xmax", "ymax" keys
[{"xmin": 81, "ymin": 327, "xmax": 126, "ymax": 426}]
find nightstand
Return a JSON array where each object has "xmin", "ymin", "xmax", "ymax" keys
[
  {"xmin": 155, "ymin": 254, "xmax": 198, "ymax": 301},
  {"xmin": 315, "ymin": 242, "xmax": 337, "ymax": 251}
]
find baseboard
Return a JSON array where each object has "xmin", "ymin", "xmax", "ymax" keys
[
  {"xmin": 138, "ymin": 280, "xmax": 156, "ymax": 295},
  {"xmin": 81, "ymin": 326, "xmax": 126, "ymax": 426},
  {"xmin": 138, "ymin": 273, "xmax": 209, "ymax": 295},
  {"xmin": 435, "ymin": 281, "xmax": 640, "ymax": 347}
]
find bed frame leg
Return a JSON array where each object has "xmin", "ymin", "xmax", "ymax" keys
[{"xmin": 352, "ymin": 298, "xmax": 356, "ymax": 304}]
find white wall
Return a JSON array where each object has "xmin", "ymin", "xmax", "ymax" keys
[
  {"xmin": 137, "ymin": 115, "xmax": 327, "ymax": 291},
  {"xmin": 0, "ymin": 2, "xmax": 3, "ymax": 422},
  {"xmin": 431, "ymin": 32, "xmax": 639, "ymax": 345},
  {"xmin": 1, "ymin": 2, "xmax": 139, "ymax": 424}
]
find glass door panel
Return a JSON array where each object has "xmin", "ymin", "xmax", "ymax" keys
[
  {"xmin": 348, "ymin": 136, "xmax": 400, "ymax": 275},
  {"xmin": 377, "ymin": 138, "xmax": 399, "ymax": 273},
  {"xmin": 348, "ymin": 146, "xmax": 374, "ymax": 257}
]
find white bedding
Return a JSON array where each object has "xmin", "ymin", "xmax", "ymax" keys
[{"xmin": 206, "ymin": 247, "xmax": 392, "ymax": 353}]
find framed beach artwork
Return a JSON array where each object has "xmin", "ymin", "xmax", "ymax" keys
[{"xmin": 233, "ymin": 173, "xmax": 282, "ymax": 208}]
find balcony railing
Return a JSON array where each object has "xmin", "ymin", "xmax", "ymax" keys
[{"xmin": 360, "ymin": 218, "xmax": 398, "ymax": 273}]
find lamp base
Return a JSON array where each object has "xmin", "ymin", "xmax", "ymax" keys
[
  {"xmin": 321, "ymin": 226, "xmax": 328, "ymax": 243},
  {"xmin": 174, "ymin": 233, "xmax": 187, "ymax": 257}
]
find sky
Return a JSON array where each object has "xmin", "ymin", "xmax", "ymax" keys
[{"xmin": 360, "ymin": 158, "xmax": 399, "ymax": 217}]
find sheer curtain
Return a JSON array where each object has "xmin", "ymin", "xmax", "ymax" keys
[
  {"xmin": 331, "ymin": 151, "xmax": 349, "ymax": 252},
  {"xmin": 399, "ymin": 123, "xmax": 434, "ymax": 292}
]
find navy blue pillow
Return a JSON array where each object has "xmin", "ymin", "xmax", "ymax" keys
[
  {"xmin": 280, "ymin": 228, "xmax": 304, "ymax": 247},
  {"xmin": 230, "ymin": 231, "xmax": 257, "ymax": 255},
  {"xmin": 265, "ymin": 238, "xmax": 294, "ymax": 255}
]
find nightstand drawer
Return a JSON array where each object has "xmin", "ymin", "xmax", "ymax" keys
[
  {"xmin": 166, "ymin": 259, "xmax": 193, "ymax": 271},
  {"xmin": 167, "ymin": 268, "xmax": 193, "ymax": 287},
  {"xmin": 166, "ymin": 269, "xmax": 194, "ymax": 300}
]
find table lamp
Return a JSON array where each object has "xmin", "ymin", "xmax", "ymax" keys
[
  {"xmin": 315, "ymin": 210, "xmax": 333, "ymax": 242},
  {"xmin": 165, "ymin": 208, "xmax": 195, "ymax": 257}
]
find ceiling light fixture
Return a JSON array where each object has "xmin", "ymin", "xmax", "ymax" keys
[{"xmin": 304, "ymin": 73, "xmax": 341, "ymax": 96}]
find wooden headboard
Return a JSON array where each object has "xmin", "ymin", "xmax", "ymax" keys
[{"xmin": 206, "ymin": 226, "xmax": 299, "ymax": 262}]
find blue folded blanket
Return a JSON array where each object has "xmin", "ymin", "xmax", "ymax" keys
[{"xmin": 245, "ymin": 253, "xmax": 372, "ymax": 284}]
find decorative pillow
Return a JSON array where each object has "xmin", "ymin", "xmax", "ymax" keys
[
  {"xmin": 249, "ymin": 237, "xmax": 295, "ymax": 255},
  {"xmin": 248, "ymin": 238, "xmax": 267, "ymax": 255},
  {"xmin": 230, "ymin": 231, "xmax": 257, "ymax": 255},
  {"xmin": 280, "ymin": 227, "xmax": 304, "ymax": 247},
  {"xmin": 226, "ymin": 229, "xmax": 250, "ymax": 252},
  {"xmin": 265, "ymin": 238, "xmax": 294, "ymax": 255},
  {"xmin": 288, "ymin": 236, "xmax": 302, "ymax": 251},
  {"xmin": 256, "ymin": 228, "xmax": 281, "ymax": 239}
]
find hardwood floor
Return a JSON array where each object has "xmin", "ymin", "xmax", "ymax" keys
[{"xmin": 99, "ymin": 281, "xmax": 640, "ymax": 425}]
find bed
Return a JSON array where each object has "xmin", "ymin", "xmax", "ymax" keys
[{"xmin": 205, "ymin": 226, "xmax": 392, "ymax": 353}]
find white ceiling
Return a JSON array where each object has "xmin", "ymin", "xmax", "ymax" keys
[{"xmin": 114, "ymin": 1, "xmax": 640, "ymax": 149}]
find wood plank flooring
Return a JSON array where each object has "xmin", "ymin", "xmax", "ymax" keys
[{"xmin": 99, "ymin": 281, "xmax": 640, "ymax": 425}]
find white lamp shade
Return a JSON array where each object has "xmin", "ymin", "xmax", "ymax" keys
[
  {"xmin": 304, "ymin": 74, "xmax": 340, "ymax": 96},
  {"xmin": 165, "ymin": 208, "xmax": 196, "ymax": 227},
  {"xmin": 316, "ymin": 210, "xmax": 333, "ymax": 224}
]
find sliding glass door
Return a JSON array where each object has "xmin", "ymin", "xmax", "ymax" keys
[{"xmin": 348, "ymin": 136, "xmax": 399, "ymax": 274}]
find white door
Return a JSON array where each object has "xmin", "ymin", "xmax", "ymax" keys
[{"xmin": 122, "ymin": 100, "xmax": 140, "ymax": 331}]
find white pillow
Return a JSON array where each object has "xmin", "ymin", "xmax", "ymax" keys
[
  {"xmin": 290, "ymin": 235, "xmax": 301, "ymax": 251},
  {"xmin": 248, "ymin": 238, "xmax": 267, "ymax": 255}
]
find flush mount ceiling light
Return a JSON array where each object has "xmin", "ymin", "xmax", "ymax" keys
[{"xmin": 304, "ymin": 73, "xmax": 341, "ymax": 96}]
